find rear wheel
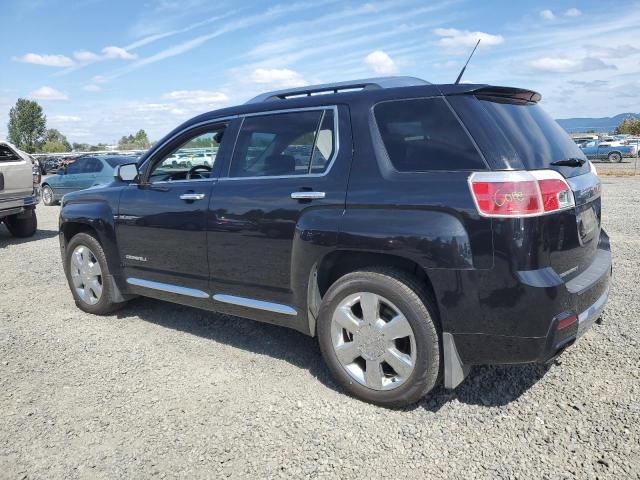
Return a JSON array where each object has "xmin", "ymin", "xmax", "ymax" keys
[
  {"xmin": 5, "ymin": 209, "xmax": 37, "ymax": 238},
  {"xmin": 608, "ymin": 152, "xmax": 622, "ymax": 163},
  {"xmin": 64, "ymin": 232, "xmax": 124, "ymax": 315},
  {"xmin": 42, "ymin": 185, "xmax": 57, "ymax": 206},
  {"xmin": 317, "ymin": 268, "xmax": 440, "ymax": 407}
]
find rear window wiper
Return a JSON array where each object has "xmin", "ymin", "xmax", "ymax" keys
[{"xmin": 550, "ymin": 157, "xmax": 586, "ymax": 167}]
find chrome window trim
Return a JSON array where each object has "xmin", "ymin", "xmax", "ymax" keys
[
  {"xmin": 213, "ymin": 294, "xmax": 297, "ymax": 316},
  {"xmin": 126, "ymin": 277, "xmax": 209, "ymax": 299},
  {"xmin": 221, "ymin": 105, "xmax": 339, "ymax": 181}
]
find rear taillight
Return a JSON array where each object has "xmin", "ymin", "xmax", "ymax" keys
[{"xmin": 468, "ymin": 170, "xmax": 575, "ymax": 218}]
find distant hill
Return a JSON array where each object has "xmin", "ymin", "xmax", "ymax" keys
[{"xmin": 556, "ymin": 113, "xmax": 640, "ymax": 133}]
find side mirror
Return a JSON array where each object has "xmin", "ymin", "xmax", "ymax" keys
[{"xmin": 115, "ymin": 163, "xmax": 139, "ymax": 182}]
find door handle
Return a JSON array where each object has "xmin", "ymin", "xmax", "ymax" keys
[
  {"xmin": 180, "ymin": 193, "xmax": 205, "ymax": 201},
  {"xmin": 290, "ymin": 191, "xmax": 325, "ymax": 200}
]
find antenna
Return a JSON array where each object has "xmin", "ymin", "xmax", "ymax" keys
[{"xmin": 454, "ymin": 38, "xmax": 481, "ymax": 84}]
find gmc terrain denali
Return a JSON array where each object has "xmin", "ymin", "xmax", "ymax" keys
[{"xmin": 59, "ymin": 77, "xmax": 611, "ymax": 407}]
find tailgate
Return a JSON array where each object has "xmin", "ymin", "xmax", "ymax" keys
[{"xmin": 547, "ymin": 171, "xmax": 602, "ymax": 278}]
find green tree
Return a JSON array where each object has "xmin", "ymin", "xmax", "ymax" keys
[
  {"xmin": 615, "ymin": 118, "xmax": 640, "ymax": 135},
  {"xmin": 118, "ymin": 129, "xmax": 151, "ymax": 150},
  {"xmin": 41, "ymin": 128, "xmax": 71, "ymax": 153},
  {"xmin": 7, "ymin": 98, "xmax": 46, "ymax": 153}
]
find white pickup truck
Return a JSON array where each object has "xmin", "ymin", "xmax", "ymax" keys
[{"xmin": 0, "ymin": 141, "xmax": 40, "ymax": 237}]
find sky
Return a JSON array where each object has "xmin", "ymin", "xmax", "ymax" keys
[{"xmin": 1, "ymin": 0, "xmax": 639, "ymax": 144}]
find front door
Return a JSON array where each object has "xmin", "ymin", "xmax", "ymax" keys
[
  {"xmin": 208, "ymin": 106, "xmax": 351, "ymax": 309},
  {"xmin": 116, "ymin": 122, "xmax": 230, "ymax": 298}
]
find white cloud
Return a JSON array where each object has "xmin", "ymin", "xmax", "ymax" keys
[
  {"xmin": 433, "ymin": 60, "xmax": 458, "ymax": 69},
  {"xmin": 162, "ymin": 90, "xmax": 229, "ymax": 105},
  {"xmin": 92, "ymin": 75, "xmax": 108, "ymax": 84},
  {"xmin": 540, "ymin": 9, "xmax": 555, "ymax": 20},
  {"xmin": 249, "ymin": 68, "xmax": 307, "ymax": 88},
  {"xmin": 14, "ymin": 53, "xmax": 74, "ymax": 67},
  {"xmin": 83, "ymin": 84, "xmax": 102, "ymax": 92},
  {"xmin": 433, "ymin": 28, "xmax": 504, "ymax": 54},
  {"xmin": 583, "ymin": 44, "xmax": 640, "ymax": 59},
  {"xmin": 50, "ymin": 115, "xmax": 81, "ymax": 122},
  {"xmin": 364, "ymin": 50, "xmax": 398, "ymax": 75},
  {"xmin": 565, "ymin": 8, "xmax": 581, "ymax": 17},
  {"xmin": 101, "ymin": 46, "xmax": 138, "ymax": 60},
  {"xmin": 73, "ymin": 50, "xmax": 100, "ymax": 62},
  {"xmin": 29, "ymin": 86, "xmax": 68, "ymax": 101},
  {"xmin": 528, "ymin": 56, "xmax": 617, "ymax": 73}
]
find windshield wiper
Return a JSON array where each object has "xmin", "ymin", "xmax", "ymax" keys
[{"xmin": 551, "ymin": 157, "xmax": 586, "ymax": 167}]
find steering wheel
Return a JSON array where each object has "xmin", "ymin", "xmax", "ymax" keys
[{"xmin": 186, "ymin": 164, "xmax": 212, "ymax": 179}]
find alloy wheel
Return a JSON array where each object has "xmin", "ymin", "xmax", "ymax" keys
[
  {"xmin": 43, "ymin": 186, "xmax": 53, "ymax": 205},
  {"xmin": 70, "ymin": 245, "xmax": 103, "ymax": 305},
  {"xmin": 330, "ymin": 292, "xmax": 416, "ymax": 391}
]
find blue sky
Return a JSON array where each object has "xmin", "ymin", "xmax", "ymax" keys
[{"xmin": 1, "ymin": 0, "xmax": 639, "ymax": 144}]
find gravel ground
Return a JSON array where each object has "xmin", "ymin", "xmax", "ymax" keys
[{"xmin": 1, "ymin": 177, "xmax": 639, "ymax": 479}]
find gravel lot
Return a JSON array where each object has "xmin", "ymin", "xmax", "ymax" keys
[{"xmin": 1, "ymin": 177, "xmax": 639, "ymax": 479}]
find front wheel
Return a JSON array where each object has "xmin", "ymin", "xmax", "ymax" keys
[
  {"xmin": 317, "ymin": 268, "xmax": 440, "ymax": 407},
  {"xmin": 4, "ymin": 209, "xmax": 37, "ymax": 238},
  {"xmin": 42, "ymin": 185, "xmax": 57, "ymax": 206},
  {"xmin": 608, "ymin": 152, "xmax": 622, "ymax": 163},
  {"xmin": 64, "ymin": 232, "xmax": 124, "ymax": 315}
]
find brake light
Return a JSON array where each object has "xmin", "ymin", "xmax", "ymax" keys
[{"xmin": 468, "ymin": 170, "xmax": 575, "ymax": 217}]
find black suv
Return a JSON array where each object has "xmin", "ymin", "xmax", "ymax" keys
[{"xmin": 59, "ymin": 77, "xmax": 611, "ymax": 407}]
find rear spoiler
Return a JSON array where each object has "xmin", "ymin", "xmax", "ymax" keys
[{"xmin": 439, "ymin": 84, "xmax": 542, "ymax": 103}]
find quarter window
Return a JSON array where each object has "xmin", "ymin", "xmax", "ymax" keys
[
  {"xmin": 374, "ymin": 98, "xmax": 484, "ymax": 171},
  {"xmin": 229, "ymin": 109, "xmax": 335, "ymax": 178}
]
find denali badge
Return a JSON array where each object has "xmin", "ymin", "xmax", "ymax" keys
[{"xmin": 125, "ymin": 254, "xmax": 148, "ymax": 262}]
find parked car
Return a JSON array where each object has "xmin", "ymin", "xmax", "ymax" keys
[
  {"xmin": 58, "ymin": 77, "xmax": 610, "ymax": 407},
  {"xmin": 41, "ymin": 155, "xmax": 139, "ymax": 206},
  {"xmin": 0, "ymin": 141, "xmax": 40, "ymax": 237},
  {"xmin": 579, "ymin": 140, "xmax": 636, "ymax": 162}
]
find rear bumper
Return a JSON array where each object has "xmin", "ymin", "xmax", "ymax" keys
[
  {"xmin": 0, "ymin": 189, "xmax": 40, "ymax": 217},
  {"xmin": 444, "ymin": 231, "xmax": 612, "ymax": 371}
]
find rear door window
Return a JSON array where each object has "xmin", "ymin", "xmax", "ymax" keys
[
  {"xmin": 374, "ymin": 97, "xmax": 485, "ymax": 171},
  {"xmin": 228, "ymin": 109, "xmax": 335, "ymax": 178}
]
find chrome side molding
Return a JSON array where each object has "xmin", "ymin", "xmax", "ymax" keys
[
  {"xmin": 126, "ymin": 277, "xmax": 209, "ymax": 299},
  {"xmin": 213, "ymin": 294, "xmax": 297, "ymax": 316}
]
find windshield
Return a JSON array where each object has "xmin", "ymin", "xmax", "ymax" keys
[{"xmin": 448, "ymin": 95, "xmax": 590, "ymax": 177}]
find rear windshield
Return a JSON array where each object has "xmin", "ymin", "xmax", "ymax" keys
[
  {"xmin": 0, "ymin": 145, "xmax": 21, "ymax": 162},
  {"xmin": 448, "ymin": 95, "xmax": 589, "ymax": 177}
]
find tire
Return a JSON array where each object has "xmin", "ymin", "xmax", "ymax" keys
[
  {"xmin": 64, "ymin": 232, "xmax": 124, "ymax": 315},
  {"xmin": 608, "ymin": 152, "xmax": 622, "ymax": 163},
  {"xmin": 317, "ymin": 268, "xmax": 440, "ymax": 408},
  {"xmin": 5, "ymin": 209, "xmax": 37, "ymax": 238},
  {"xmin": 42, "ymin": 185, "xmax": 57, "ymax": 206}
]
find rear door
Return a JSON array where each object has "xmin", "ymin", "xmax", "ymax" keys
[
  {"xmin": 207, "ymin": 106, "xmax": 351, "ymax": 309},
  {"xmin": 0, "ymin": 144, "xmax": 32, "ymax": 203}
]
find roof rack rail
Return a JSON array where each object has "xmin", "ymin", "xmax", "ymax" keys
[{"xmin": 245, "ymin": 76, "xmax": 430, "ymax": 104}]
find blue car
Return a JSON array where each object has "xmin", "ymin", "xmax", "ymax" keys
[
  {"xmin": 41, "ymin": 155, "xmax": 138, "ymax": 206},
  {"xmin": 579, "ymin": 140, "xmax": 637, "ymax": 163}
]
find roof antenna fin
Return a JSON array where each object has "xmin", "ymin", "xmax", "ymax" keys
[{"xmin": 454, "ymin": 38, "xmax": 481, "ymax": 84}]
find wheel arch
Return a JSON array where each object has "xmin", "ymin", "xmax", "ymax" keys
[{"xmin": 307, "ymin": 249, "xmax": 440, "ymax": 336}]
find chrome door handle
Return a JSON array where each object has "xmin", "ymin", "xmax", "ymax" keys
[
  {"xmin": 180, "ymin": 193, "xmax": 205, "ymax": 201},
  {"xmin": 291, "ymin": 191, "xmax": 325, "ymax": 200}
]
